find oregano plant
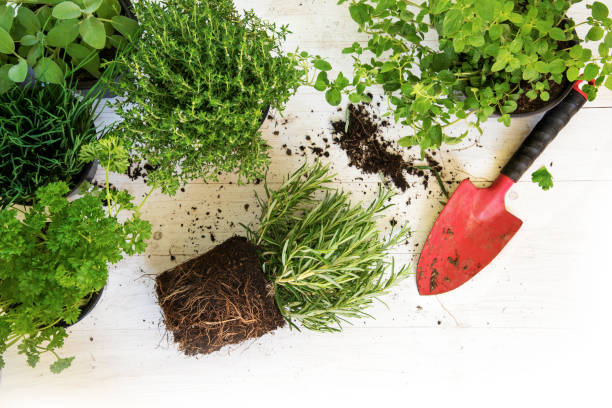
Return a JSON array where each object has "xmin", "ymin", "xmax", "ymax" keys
[
  {"xmin": 0, "ymin": 0, "xmax": 138, "ymax": 92},
  {"xmin": 314, "ymin": 0, "xmax": 612, "ymax": 153},
  {"xmin": 0, "ymin": 136, "xmax": 152, "ymax": 373}
]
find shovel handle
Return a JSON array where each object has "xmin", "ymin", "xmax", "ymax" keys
[{"xmin": 501, "ymin": 82, "xmax": 588, "ymax": 182}]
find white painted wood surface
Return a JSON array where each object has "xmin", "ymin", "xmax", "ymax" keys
[{"xmin": 1, "ymin": 1, "xmax": 612, "ymax": 406}]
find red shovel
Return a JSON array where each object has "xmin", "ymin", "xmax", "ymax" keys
[{"xmin": 417, "ymin": 80, "xmax": 590, "ymax": 295}]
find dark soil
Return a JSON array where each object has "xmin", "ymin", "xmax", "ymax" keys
[
  {"xmin": 514, "ymin": 74, "xmax": 571, "ymax": 114},
  {"xmin": 331, "ymin": 103, "xmax": 440, "ymax": 191},
  {"xmin": 155, "ymin": 236, "xmax": 285, "ymax": 355},
  {"xmin": 126, "ymin": 161, "xmax": 158, "ymax": 182}
]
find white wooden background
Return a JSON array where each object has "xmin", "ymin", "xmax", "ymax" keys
[{"xmin": 2, "ymin": 1, "xmax": 612, "ymax": 406}]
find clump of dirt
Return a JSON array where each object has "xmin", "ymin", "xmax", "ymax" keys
[
  {"xmin": 126, "ymin": 161, "xmax": 158, "ymax": 182},
  {"xmin": 331, "ymin": 103, "xmax": 440, "ymax": 191},
  {"xmin": 155, "ymin": 236, "xmax": 285, "ymax": 355}
]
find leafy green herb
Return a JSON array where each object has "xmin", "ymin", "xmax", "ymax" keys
[
  {"xmin": 109, "ymin": 0, "xmax": 307, "ymax": 195},
  {"xmin": 532, "ymin": 166, "xmax": 554, "ymax": 190},
  {"xmin": 0, "ymin": 81, "xmax": 101, "ymax": 207},
  {"xmin": 0, "ymin": 0, "xmax": 137, "ymax": 90},
  {"xmin": 314, "ymin": 0, "xmax": 612, "ymax": 154},
  {"xmin": 0, "ymin": 136, "xmax": 152, "ymax": 373},
  {"xmin": 244, "ymin": 162, "xmax": 411, "ymax": 331}
]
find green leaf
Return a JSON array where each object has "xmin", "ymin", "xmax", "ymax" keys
[
  {"xmin": 586, "ymin": 26, "xmax": 604, "ymax": 41},
  {"xmin": 79, "ymin": 16, "xmax": 106, "ymax": 49},
  {"xmin": 325, "ymin": 88, "xmax": 341, "ymax": 106},
  {"xmin": 592, "ymin": 2, "xmax": 609, "ymax": 20},
  {"xmin": 49, "ymin": 356, "xmax": 74, "ymax": 374},
  {"xmin": 349, "ymin": 3, "xmax": 369, "ymax": 25},
  {"xmin": 0, "ymin": 27, "xmax": 14, "ymax": 54},
  {"xmin": 605, "ymin": 75, "xmax": 612, "ymax": 91},
  {"xmin": 583, "ymin": 63, "xmax": 599, "ymax": 81},
  {"xmin": 97, "ymin": 0, "xmax": 121, "ymax": 19},
  {"xmin": 8, "ymin": 58, "xmax": 27, "ymax": 82},
  {"xmin": 549, "ymin": 27, "xmax": 566, "ymax": 41},
  {"xmin": 468, "ymin": 34, "xmax": 485, "ymax": 47},
  {"xmin": 540, "ymin": 91, "xmax": 550, "ymax": 101},
  {"xmin": 398, "ymin": 136, "xmax": 418, "ymax": 147},
  {"xmin": 52, "ymin": 2, "xmax": 82, "ymax": 20},
  {"xmin": 0, "ymin": 5, "xmax": 14, "ymax": 32},
  {"xmin": 489, "ymin": 24, "xmax": 502, "ymax": 40},
  {"xmin": 26, "ymin": 44, "xmax": 42, "ymax": 66},
  {"xmin": 17, "ymin": 6, "xmax": 41, "ymax": 33},
  {"xmin": 47, "ymin": 19, "xmax": 80, "ymax": 47},
  {"xmin": 82, "ymin": 0, "xmax": 103, "ymax": 14},
  {"xmin": 566, "ymin": 66, "xmax": 580, "ymax": 81},
  {"xmin": 532, "ymin": 166, "xmax": 553, "ymax": 191},
  {"xmin": 313, "ymin": 59, "xmax": 332, "ymax": 71},
  {"xmin": 491, "ymin": 59, "xmax": 507, "ymax": 72},
  {"xmin": 0, "ymin": 64, "xmax": 14, "ymax": 93},
  {"xmin": 20, "ymin": 34, "xmax": 38, "ymax": 46},
  {"xmin": 535, "ymin": 61, "xmax": 549, "ymax": 73},
  {"xmin": 110, "ymin": 15, "xmax": 138, "ymax": 41},
  {"xmin": 525, "ymin": 89, "xmax": 538, "ymax": 100},
  {"xmin": 34, "ymin": 57, "xmax": 64, "ymax": 84},
  {"xmin": 380, "ymin": 61, "xmax": 395, "ymax": 73},
  {"xmin": 548, "ymin": 59, "xmax": 566, "ymax": 74},
  {"xmin": 313, "ymin": 71, "xmax": 328, "ymax": 91},
  {"xmin": 501, "ymin": 100, "xmax": 517, "ymax": 113},
  {"xmin": 442, "ymin": 9, "xmax": 462, "ymax": 35},
  {"xmin": 348, "ymin": 93, "xmax": 361, "ymax": 103}
]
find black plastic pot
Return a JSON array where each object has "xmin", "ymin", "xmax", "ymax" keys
[
  {"xmin": 56, "ymin": 286, "xmax": 105, "ymax": 328},
  {"xmin": 75, "ymin": 0, "xmax": 137, "ymax": 97},
  {"xmin": 66, "ymin": 160, "xmax": 99, "ymax": 200},
  {"xmin": 260, "ymin": 105, "xmax": 271, "ymax": 127}
]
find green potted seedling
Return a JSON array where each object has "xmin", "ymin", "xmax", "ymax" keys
[
  {"xmin": 0, "ymin": 0, "xmax": 138, "ymax": 93},
  {"xmin": 109, "ymin": 0, "xmax": 315, "ymax": 195},
  {"xmin": 0, "ymin": 137, "xmax": 152, "ymax": 373},
  {"xmin": 314, "ymin": 0, "xmax": 612, "ymax": 154},
  {"xmin": 0, "ymin": 80, "xmax": 103, "ymax": 207}
]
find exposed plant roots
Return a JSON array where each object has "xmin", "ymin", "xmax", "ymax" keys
[{"xmin": 155, "ymin": 236, "xmax": 284, "ymax": 355}]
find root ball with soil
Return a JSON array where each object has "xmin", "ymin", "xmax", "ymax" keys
[{"xmin": 155, "ymin": 162, "xmax": 411, "ymax": 354}]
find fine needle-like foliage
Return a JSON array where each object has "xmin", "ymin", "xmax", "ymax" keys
[
  {"xmin": 0, "ymin": 81, "xmax": 101, "ymax": 207},
  {"xmin": 109, "ymin": 0, "xmax": 306, "ymax": 195},
  {"xmin": 0, "ymin": 136, "xmax": 152, "ymax": 373},
  {"xmin": 245, "ymin": 162, "xmax": 411, "ymax": 332}
]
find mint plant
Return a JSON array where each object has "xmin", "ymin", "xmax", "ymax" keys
[
  {"xmin": 315, "ymin": 0, "xmax": 612, "ymax": 153},
  {"xmin": 0, "ymin": 0, "xmax": 138, "ymax": 91},
  {"xmin": 0, "ymin": 137, "xmax": 152, "ymax": 373},
  {"xmin": 109, "ymin": 0, "xmax": 307, "ymax": 195}
]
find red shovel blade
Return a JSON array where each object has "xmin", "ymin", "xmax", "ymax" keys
[{"xmin": 417, "ymin": 174, "xmax": 523, "ymax": 295}]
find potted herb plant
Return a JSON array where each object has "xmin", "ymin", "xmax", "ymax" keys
[
  {"xmin": 314, "ymin": 0, "xmax": 612, "ymax": 152},
  {"xmin": 0, "ymin": 81, "xmax": 102, "ymax": 208},
  {"xmin": 108, "ymin": 0, "xmax": 309, "ymax": 195},
  {"xmin": 0, "ymin": 137, "xmax": 152, "ymax": 373},
  {"xmin": 0, "ymin": 0, "xmax": 138, "ymax": 93},
  {"xmin": 155, "ymin": 162, "xmax": 410, "ymax": 354}
]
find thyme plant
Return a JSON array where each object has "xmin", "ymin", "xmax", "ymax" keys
[
  {"xmin": 245, "ymin": 162, "xmax": 411, "ymax": 331},
  {"xmin": 109, "ymin": 0, "xmax": 307, "ymax": 195},
  {"xmin": 315, "ymin": 0, "xmax": 612, "ymax": 152},
  {"xmin": 0, "ymin": 137, "xmax": 152, "ymax": 373}
]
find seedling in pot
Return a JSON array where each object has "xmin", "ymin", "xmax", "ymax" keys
[
  {"xmin": 155, "ymin": 162, "xmax": 411, "ymax": 354},
  {"xmin": 311, "ymin": 0, "xmax": 612, "ymax": 153},
  {"xmin": 0, "ymin": 0, "xmax": 138, "ymax": 91},
  {"xmin": 108, "ymin": 0, "xmax": 320, "ymax": 195},
  {"xmin": 0, "ymin": 136, "xmax": 152, "ymax": 373}
]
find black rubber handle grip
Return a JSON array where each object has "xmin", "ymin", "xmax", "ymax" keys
[{"xmin": 501, "ymin": 88, "xmax": 587, "ymax": 182}]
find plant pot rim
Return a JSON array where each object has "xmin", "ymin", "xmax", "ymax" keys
[
  {"xmin": 56, "ymin": 286, "xmax": 105, "ymax": 328},
  {"xmin": 259, "ymin": 105, "xmax": 270, "ymax": 127}
]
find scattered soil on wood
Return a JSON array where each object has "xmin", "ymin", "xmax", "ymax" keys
[
  {"xmin": 127, "ymin": 161, "xmax": 158, "ymax": 183},
  {"xmin": 155, "ymin": 236, "xmax": 285, "ymax": 355},
  {"xmin": 331, "ymin": 102, "xmax": 441, "ymax": 191}
]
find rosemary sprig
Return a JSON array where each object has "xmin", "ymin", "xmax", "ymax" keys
[{"xmin": 245, "ymin": 162, "xmax": 411, "ymax": 332}]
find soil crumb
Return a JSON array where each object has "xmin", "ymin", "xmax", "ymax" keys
[
  {"xmin": 155, "ymin": 236, "xmax": 285, "ymax": 355},
  {"xmin": 331, "ymin": 103, "xmax": 440, "ymax": 191}
]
